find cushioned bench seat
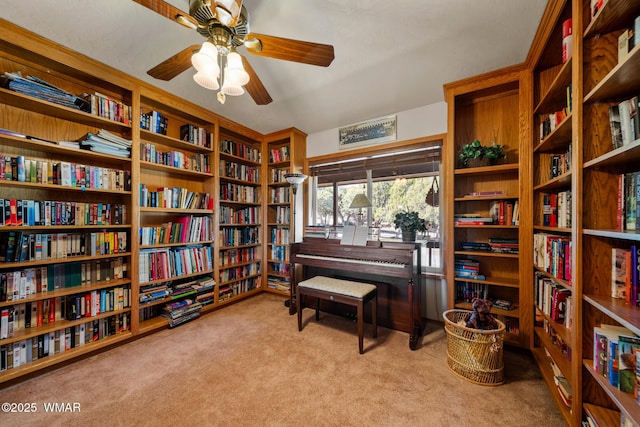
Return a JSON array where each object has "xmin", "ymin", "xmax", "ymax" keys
[{"xmin": 297, "ymin": 276, "xmax": 377, "ymax": 354}]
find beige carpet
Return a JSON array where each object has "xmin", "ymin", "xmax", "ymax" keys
[{"xmin": 1, "ymin": 293, "xmax": 564, "ymax": 426}]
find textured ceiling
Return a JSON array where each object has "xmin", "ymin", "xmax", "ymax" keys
[{"xmin": 0, "ymin": 0, "xmax": 547, "ymax": 135}]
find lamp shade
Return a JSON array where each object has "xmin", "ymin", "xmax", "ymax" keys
[
  {"xmin": 191, "ymin": 42, "xmax": 218, "ymax": 72},
  {"xmin": 284, "ymin": 173, "xmax": 308, "ymax": 185},
  {"xmin": 349, "ymin": 193, "xmax": 372, "ymax": 209}
]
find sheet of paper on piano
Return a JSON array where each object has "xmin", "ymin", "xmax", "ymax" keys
[{"xmin": 340, "ymin": 225, "xmax": 368, "ymax": 246}]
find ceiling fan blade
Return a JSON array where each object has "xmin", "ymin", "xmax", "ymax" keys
[
  {"xmin": 147, "ymin": 44, "xmax": 200, "ymax": 81},
  {"xmin": 241, "ymin": 56, "xmax": 272, "ymax": 105},
  {"xmin": 245, "ymin": 33, "xmax": 334, "ymax": 67},
  {"xmin": 132, "ymin": 0, "xmax": 198, "ymax": 29}
]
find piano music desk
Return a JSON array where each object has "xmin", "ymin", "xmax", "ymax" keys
[{"xmin": 297, "ymin": 276, "xmax": 377, "ymax": 354}]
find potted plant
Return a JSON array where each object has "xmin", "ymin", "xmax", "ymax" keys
[
  {"xmin": 458, "ymin": 139, "xmax": 506, "ymax": 167},
  {"xmin": 394, "ymin": 211, "xmax": 427, "ymax": 242}
]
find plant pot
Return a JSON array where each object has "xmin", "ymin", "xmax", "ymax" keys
[
  {"xmin": 401, "ymin": 230, "xmax": 416, "ymax": 242},
  {"xmin": 466, "ymin": 158, "xmax": 491, "ymax": 168}
]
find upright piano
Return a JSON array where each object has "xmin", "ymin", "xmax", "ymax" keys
[{"xmin": 290, "ymin": 238, "xmax": 422, "ymax": 350}]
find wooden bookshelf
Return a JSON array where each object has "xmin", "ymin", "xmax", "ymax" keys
[
  {"xmin": 262, "ymin": 128, "xmax": 306, "ymax": 299},
  {"xmin": 444, "ymin": 64, "xmax": 533, "ymax": 348}
]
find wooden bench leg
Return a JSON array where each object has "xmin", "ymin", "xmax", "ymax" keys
[
  {"xmin": 315, "ymin": 297, "xmax": 320, "ymax": 320},
  {"xmin": 297, "ymin": 288, "xmax": 303, "ymax": 332},
  {"xmin": 357, "ymin": 300, "xmax": 364, "ymax": 354},
  {"xmin": 372, "ymin": 293, "xmax": 377, "ymax": 339}
]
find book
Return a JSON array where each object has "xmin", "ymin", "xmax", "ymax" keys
[
  {"xmin": 611, "ymin": 247, "xmax": 631, "ymax": 299},
  {"xmin": 618, "ymin": 335, "xmax": 640, "ymax": 394},
  {"xmin": 609, "ymin": 104, "xmax": 623, "ymax": 149}
]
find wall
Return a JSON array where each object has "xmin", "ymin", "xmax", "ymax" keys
[
  {"xmin": 306, "ymin": 101, "xmax": 447, "ymax": 157},
  {"xmin": 306, "ymin": 100, "xmax": 448, "ymax": 322}
]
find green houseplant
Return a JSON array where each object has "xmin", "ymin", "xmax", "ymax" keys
[
  {"xmin": 394, "ymin": 211, "xmax": 427, "ymax": 242},
  {"xmin": 458, "ymin": 139, "xmax": 506, "ymax": 167}
]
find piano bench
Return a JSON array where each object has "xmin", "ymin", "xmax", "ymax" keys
[{"xmin": 296, "ymin": 276, "xmax": 377, "ymax": 354}]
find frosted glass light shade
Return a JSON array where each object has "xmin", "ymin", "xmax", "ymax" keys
[
  {"xmin": 193, "ymin": 69, "xmax": 220, "ymax": 90},
  {"xmin": 221, "ymin": 68, "xmax": 244, "ymax": 96},
  {"xmin": 225, "ymin": 52, "xmax": 250, "ymax": 85},
  {"xmin": 191, "ymin": 42, "xmax": 218, "ymax": 72}
]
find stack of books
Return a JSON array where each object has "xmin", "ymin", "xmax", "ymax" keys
[
  {"xmin": 0, "ymin": 72, "xmax": 89, "ymax": 112},
  {"xmin": 454, "ymin": 259, "xmax": 485, "ymax": 280},
  {"xmin": 161, "ymin": 298, "xmax": 202, "ymax": 327},
  {"xmin": 79, "ymin": 129, "xmax": 131, "ymax": 158},
  {"xmin": 139, "ymin": 282, "xmax": 170, "ymax": 304}
]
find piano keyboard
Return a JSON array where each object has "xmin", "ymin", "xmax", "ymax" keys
[{"xmin": 295, "ymin": 253, "xmax": 406, "ymax": 268}]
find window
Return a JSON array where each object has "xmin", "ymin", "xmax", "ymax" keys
[{"xmin": 308, "ymin": 139, "xmax": 442, "ymax": 270}]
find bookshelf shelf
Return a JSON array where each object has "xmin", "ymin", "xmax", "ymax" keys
[
  {"xmin": 583, "ymin": 360, "xmax": 640, "ymax": 425},
  {"xmin": 533, "ymin": 172, "xmax": 572, "ymax": 191},
  {"xmin": 139, "ymin": 207, "xmax": 214, "ymax": 214},
  {"xmin": 583, "ymin": 138, "xmax": 640, "ymax": 169},
  {"xmin": 583, "ymin": 44, "xmax": 640, "ymax": 103},
  {"xmin": 454, "ymin": 276, "xmax": 519, "ymax": 288},
  {"xmin": 0, "ymin": 88, "xmax": 132, "ymax": 134},
  {"xmin": 583, "ymin": 403, "xmax": 620, "ymax": 427},
  {"xmin": 454, "ymin": 301, "xmax": 519, "ymax": 318},
  {"xmin": 0, "ymin": 179, "xmax": 132, "ymax": 194},
  {"xmin": 453, "ymin": 163, "xmax": 519, "ymax": 175},
  {"xmin": 139, "ymin": 161, "xmax": 213, "ymax": 178},
  {"xmin": 140, "ymin": 240, "xmax": 215, "ymax": 249},
  {"xmin": 534, "ymin": 326, "xmax": 572, "ymax": 381},
  {"xmin": 1, "ymin": 252, "xmax": 132, "ymax": 269},
  {"xmin": 583, "ymin": 294, "xmax": 640, "ymax": 337},
  {"xmin": 534, "ymin": 58, "xmax": 572, "ymax": 115},
  {"xmin": 140, "ymin": 129, "xmax": 212, "ymax": 154}
]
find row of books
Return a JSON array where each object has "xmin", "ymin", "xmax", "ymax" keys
[
  {"xmin": 0, "ymin": 154, "xmax": 131, "ymax": 191},
  {"xmin": 269, "ymin": 261, "xmax": 290, "ymax": 275},
  {"xmin": 270, "ymin": 187, "xmax": 291, "ymax": 203},
  {"xmin": 617, "ymin": 16, "xmax": 640, "ymax": 64},
  {"xmin": 0, "ymin": 72, "xmax": 90, "ymax": 112},
  {"xmin": 219, "ymin": 205, "xmax": 260, "ymax": 225},
  {"xmin": 139, "ymin": 215, "xmax": 214, "ymax": 246},
  {"xmin": 219, "ymin": 247, "xmax": 257, "ymax": 266},
  {"xmin": 454, "ymin": 259, "xmax": 485, "ymax": 280},
  {"xmin": 609, "ymin": 95, "xmax": 639, "ymax": 148},
  {"xmin": 139, "ymin": 185, "xmax": 214, "ymax": 210},
  {"xmin": 273, "ymin": 205, "xmax": 291, "ymax": 224},
  {"xmin": 219, "ymin": 263, "xmax": 260, "ymax": 283},
  {"xmin": 489, "ymin": 199, "xmax": 520, "ymax": 226},
  {"xmin": 270, "ymin": 167, "xmax": 291, "ymax": 184},
  {"xmin": 1, "ymin": 258, "xmax": 127, "ymax": 302},
  {"xmin": 138, "ymin": 245, "xmax": 213, "ymax": 284},
  {"xmin": 219, "ymin": 226, "xmax": 260, "ymax": 247},
  {"xmin": 542, "ymin": 191, "xmax": 572, "ymax": 228},
  {"xmin": 454, "ymin": 282, "xmax": 514, "ymax": 311},
  {"xmin": 496, "ymin": 315, "xmax": 519, "ymax": 335},
  {"xmin": 542, "ymin": 319, "xmax": 572, "ymax": 363},
  {"xmin": 548, "ymin": 145, "xmax": 571, "ymax": 180},
  {"xmin": 611, "ymin": 246, "xmax": 640, "ymax": 306},
  {"xmin": 545, "ymin": 349, "xmax": 571, "ymax": 407},
  {"xmin": 220, "ymin": 182, "xmax": 260, "ymax": 204},
  {"xmin": 219, "ymin": 276, "xmax": 261, "ymax": 299},
  {"xmin": 220, "ymin": 138, "xmax": 261, "ymax": 163},
  {"xmin": 617, "ymin": 172, "xmax": 640, "ymax": 231},
  {"xmin": 0, "ymin": 314, "xmax": 130, "ymax": 372},
  {"xmin": 0, "ymin": 199, "xmax": 126, "ymax": 227},
  {"xmin": 533, "ymin": 233, "xmax": 572, "ymax": 283},
  {"xmin": 140, "ymin": 110, "xmax": 168, "ymax": 135},
  {"xmin": 140, "ymin": 142, "xmax": 211, "ymax": 173},
  {"xmin": 83, "ymin": 93, "xmax": 132, "ymax": 125},
  {"xmin": 179, "ymin": 123, "xmax": 212, "ymax": 148},
  {"xmin": 539, "ymin": 84, "xmax": 572, "ymax": 141},
  {"xmin": 592, "ymin": 323, "xmax": 640, "ymax": 399},
  {"xmin": 459, "ymin": 239, "xmax": 519, "ymax": 254},
  {"xmin": 139, "ymin": 282, "xmax": 170, "ymax": 305},
  {"xmin": 269, "ymin": 146, "xmax": 290, "ymax": 163},
  {"xmin": 534, "ymin": 272, "xmax": 571, "ymax": 329},
  {"xmin": 270, "ymin": 244, "xmax": 289, "ymax": 262},
  {"xmin": 220, "ymin": 160, "xmax": 260, "ymax": 183},
  {"xmin": 1, "ymin": 287, "xmax": 130, "ymax": 339},
  {"xmin": 271, "ymin": 228, "xmax": 290, "ymax": 246},
  {"xmin": 0, "ymin": 230, "xmax": 128, "ymax": 263}
]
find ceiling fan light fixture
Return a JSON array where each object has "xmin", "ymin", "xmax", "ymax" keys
[
  {"xmin": 221, "ymin": 76, "xmax": 245, "ymax": 96},
  {"xmin": 214, "ymin": 0, "xmax": 243, "ymax": 26}
]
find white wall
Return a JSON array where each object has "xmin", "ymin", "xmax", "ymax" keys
[
  {"xmin": 307, "ymin": 101, "xmax": 447, "ymax": 157},
  {"xmin": 305, "ymin": 100, "xmax": 449, "ymax": 322}
]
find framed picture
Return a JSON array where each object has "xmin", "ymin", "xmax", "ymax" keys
[{"xmin": 338, "ymin": 115, "xmax": 397, "ymax": 150}]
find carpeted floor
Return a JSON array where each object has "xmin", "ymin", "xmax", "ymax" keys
[{"xmin": 0, "ymin": 293, "xmax": 565, "ymax": 426}]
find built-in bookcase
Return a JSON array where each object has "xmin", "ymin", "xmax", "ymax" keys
[
  {"xmin": 0, "ymin": 29, "xmax": 134, "ymax": 382},
  {"xmin": 527, "ymin": 1, "xmax": 576, "ymax": 423},
  {"xmin": 444, "ymin": 65, "xmax": 533, "ymax": 350},
  {"xmin": 579, "ymin": 1, "xmax": 640, "ymax": 426},
  {"xmin": 263, "ymin": 128, "xmax": 306, "ymax": 299},
  {"xmin": 136, "ymin": 87, "xmax": 216, "ymax": 333},
  {"xmin": 217, "ymin": 129, "xmax": 263, "ymax": 304}
]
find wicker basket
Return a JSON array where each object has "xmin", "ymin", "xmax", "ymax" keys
[{"xmin": 443, "ymin": 309, "xmax": 505, "ymax": 386}]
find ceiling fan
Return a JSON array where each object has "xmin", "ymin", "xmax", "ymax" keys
[{"xmin": 133, "ymin": 0, "xmax": 335, "ymax": 105}]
